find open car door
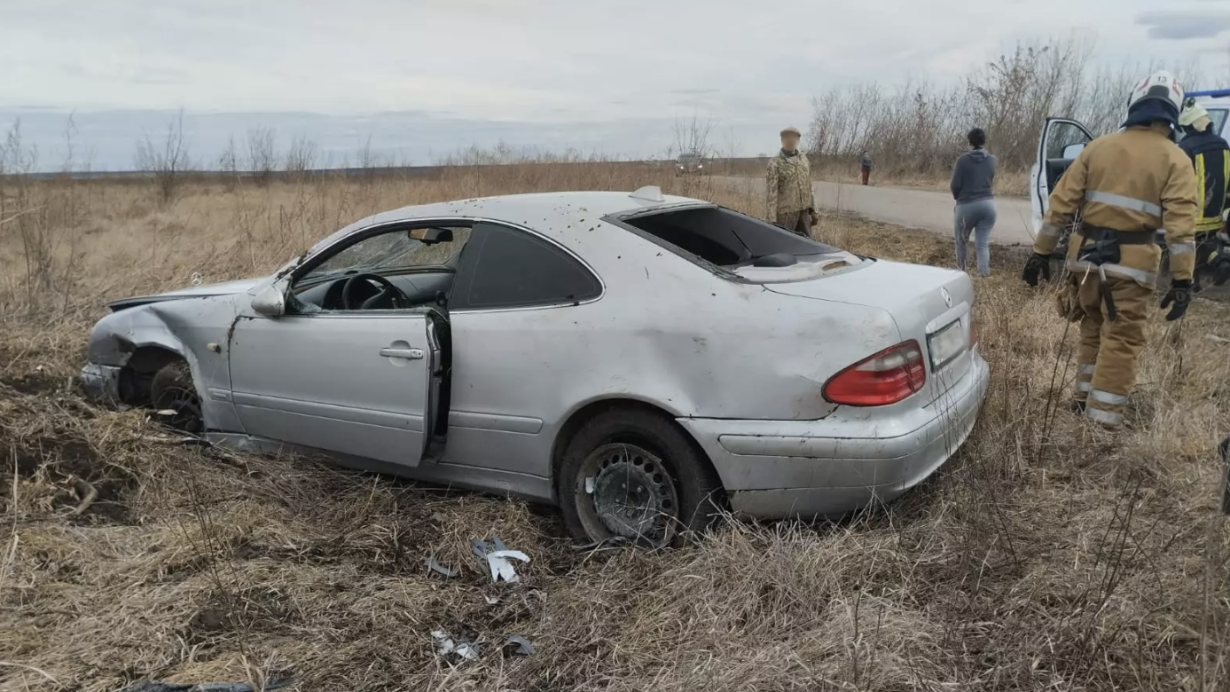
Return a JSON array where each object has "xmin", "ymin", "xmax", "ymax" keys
[
  {"xmin": 1030, "ymin": 117, "xmax": 1096, "ymax": 252},
  {"xmin": 227, "ymin": 306, "xmax": 446, "ymax": 468}
]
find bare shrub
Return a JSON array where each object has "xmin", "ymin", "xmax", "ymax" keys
[
  {"xmin": 283, "ymin": 135, "xmax": 318, "ymax": 177},
  {"xmin": 246, "ymin": 126, "xmax": 277, "ymax": 186},
  {"xmin": 133, "ymin": 110, "xmax": 194, "ymax": 204},
  {"xmin": 809, "ymin": 35, "xmax": 1211, "ymax": 187},
  {"xmin": 217, "ymin": 135, "xmax": 240, "ymax": 190}
]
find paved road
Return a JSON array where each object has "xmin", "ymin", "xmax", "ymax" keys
[
  {"xmin": 717, "ymin": 176, "xmax": 1036, "ymax": 247},
  {"xmin": 811, "ymin": 181, "xmax": 1036, "ymax": 247}
]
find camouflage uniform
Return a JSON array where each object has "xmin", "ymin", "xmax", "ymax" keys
[
  {"xmin": 767, "ymin": 150, "xmax": 816, "ymax": 238},
  {"xmin": 1034, "ymin": 123, "xmax": 1197, "ymax": 429}
]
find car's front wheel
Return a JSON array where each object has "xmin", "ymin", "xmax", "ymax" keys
[
  {"xmin": 557, "ymin": 407, "xmax": 725, "ymax": 547},
  {"xmin": 150, "ymin": 361, "xmax": 203, "ymax": 435}
]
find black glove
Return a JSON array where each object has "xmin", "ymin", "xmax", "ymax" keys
[
  {"xmin": 1160, "ymin": 279, "xmax": 1191, "ymax": 321},
  {"xmin": 1022, "ymin": 253, "xmax": 1051, "ymax": 287},
  {"xmin": 1211, "ymin": 252, "xmax": 1230, "ymax": 287}
]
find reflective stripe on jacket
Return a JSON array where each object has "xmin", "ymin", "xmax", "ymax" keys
[
  {"xmin": 1180, "ymin": 128, "xmax": 1230, "ymax": 233},
  {"xmin": 1033, "ymin": 124, "xmax": 1199, "ymax": 283}
]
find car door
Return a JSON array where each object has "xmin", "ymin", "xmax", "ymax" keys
[
  {"xmin": 227, "ymin": 309, "xmax": 443, "ymax": 466},
  {"xmin": 224, "ymin": 221, "xmax": 464, "ymax": 467},
  {"xmin": 1030, "ymin": 117, "xmax": 1095, "ymax": 246}
]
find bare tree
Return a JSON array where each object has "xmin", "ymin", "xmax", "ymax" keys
[
  {"xmin": 284, "ymin": 134, "xmax": 318, "ymax": 176},
  {"xmin": 134, "ymin": 110, "xmax": 194, "ymax": 204},
  {"xmin": 671, "ymin": 113, "xmax": 713, "ymax": 160},
  {"xmin": 246, "ymin": 126, "xmax": 277, "ymax": 186},
  {"xmin": 217, "ymin": 135, "xmax": 240, "ymax": 190}
]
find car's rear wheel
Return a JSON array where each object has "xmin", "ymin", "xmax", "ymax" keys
[
  {"xmin": 150, "ymin": 361, "xmax": 203, "ymax": 435},
  {"xmin": 557, "ymin": 407, "xmax": 724, "ymax": 547}
]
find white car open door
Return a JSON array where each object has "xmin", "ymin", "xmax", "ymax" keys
[{"xmin": 1029, "ymin": 117, "xmax": 1096, "ymax": 245}]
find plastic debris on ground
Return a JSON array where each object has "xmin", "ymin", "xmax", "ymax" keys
[
  {"xmin": 502, "ymin": 635, "xmax": 535, "ymax": 657},
  {"xmin": 425, "ymin": 555, "xmax": 459, "ymax": 578},
  {"xmin": 471, "ymin": 537, "xmax": 530, "ymax": 583},
  {"xmin": 432, "ymin": 629, "xmax": 480, "ymax": 662}
]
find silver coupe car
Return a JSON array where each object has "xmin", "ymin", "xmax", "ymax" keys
[{"xmin": 80, "ymin": 186, "xmax": 989, "ymax": 545}]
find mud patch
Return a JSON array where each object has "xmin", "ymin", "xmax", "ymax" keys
[{"xmin": 0, "ymin": 401, "xmax": 138, "ymax": 525}]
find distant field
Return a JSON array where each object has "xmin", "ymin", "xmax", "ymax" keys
[{"xmin": 1, "ymin": 164, "xmax": 1229, "ymax": 691}]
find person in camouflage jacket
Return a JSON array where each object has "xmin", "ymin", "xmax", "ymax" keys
[{"xmin": 767, "ymin": 126, "xmax": 819, "ymax": 238}]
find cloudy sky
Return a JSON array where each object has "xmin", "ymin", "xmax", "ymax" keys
[{"xmin": 2, "ymin": 0, "xmax": 1228, "ymax": 170}]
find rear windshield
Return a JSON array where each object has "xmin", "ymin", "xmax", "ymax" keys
[{"xmin": 618, "ymin": 206, "xmax": 843, "ymax": 273}]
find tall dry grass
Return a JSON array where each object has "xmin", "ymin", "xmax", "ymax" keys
[{"xmin": 1, "ymin": 164, "xmax": 1229, "ymax": 691}]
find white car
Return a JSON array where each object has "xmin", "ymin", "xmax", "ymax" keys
[{"xmin": 80, "ymin": 187, "xmax": 989, "ymax": 545}]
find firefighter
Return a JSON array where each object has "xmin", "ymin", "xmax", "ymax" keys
[
  {"xmin": 1021, "ymin": 71, "xmax": 1198, "ymax": 429},
  {"xmin": 1178, "ymin": 98, "xmax": 1230, "ymax": 288}
]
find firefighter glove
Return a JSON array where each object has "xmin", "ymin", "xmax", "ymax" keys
[
  {"xmin": 1021, "ymin": 253, "xmax": 1051, "ymax": 287},
  {"xmin": 1160, "ymin": 279, "xmax": 1191, "ymax": 321}
]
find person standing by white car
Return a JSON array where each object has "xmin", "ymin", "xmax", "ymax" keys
[{"xmin": 950, "ymin": 128, "xmax": 997, "ymax": 277}]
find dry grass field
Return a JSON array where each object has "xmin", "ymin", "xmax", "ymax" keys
[{"xmin": 2, "ymin": 164, "xmax": 1230, "ymax": 691}]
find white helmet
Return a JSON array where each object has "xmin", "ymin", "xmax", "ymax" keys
[
  {"xmin": 1126, "ymin": 70, "xmax": 1185, "ymax": 119},
  {"xmin": 1179, "ymin": 98, "xmax": 1210, "ymax": 129}
]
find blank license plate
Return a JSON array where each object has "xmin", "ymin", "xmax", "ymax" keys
[{"xmin": 928, "ymin": 319, "xmax": 966, "ymax": 370}]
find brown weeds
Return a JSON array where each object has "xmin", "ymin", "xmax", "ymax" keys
[{"xmin": 1, "ymin": 166, "xmax": 1228, "ymax": 691}]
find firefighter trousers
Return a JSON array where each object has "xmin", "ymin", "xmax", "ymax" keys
[{"xmin": 1071, "ymin": 271, "xmax": 1151, "ymax": 429}]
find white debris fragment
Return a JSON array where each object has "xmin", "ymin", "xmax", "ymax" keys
[
  {"xmin": 486, "ymin": 550, "xmax": 530, "ymax": 583},
  {"xmin": 432, "ymin": 630, "xmax": 479, "ymax": 662}
]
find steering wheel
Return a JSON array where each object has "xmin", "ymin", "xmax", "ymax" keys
[{"xmin": 341, "ymin": 273, "xmax": 411, "ymax": 310}]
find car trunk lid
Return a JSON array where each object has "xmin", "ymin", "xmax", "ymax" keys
[{"xmin": 765, "ymin": 260, "xmax": 976, "ymax": 405}]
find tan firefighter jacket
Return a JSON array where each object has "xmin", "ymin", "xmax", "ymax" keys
[{"xmin": 1034, "ymin": 124, "xmax": 1199, "ymax": 284}]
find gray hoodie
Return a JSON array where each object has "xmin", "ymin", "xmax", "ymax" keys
[{"xmin": 950, "ymin": 148, "xmax": 996, "ymax": 204}]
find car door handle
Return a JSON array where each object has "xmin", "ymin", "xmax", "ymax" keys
[{"xmin": 379, "ymin": 347, "xmax": 424, "ymax": 360}]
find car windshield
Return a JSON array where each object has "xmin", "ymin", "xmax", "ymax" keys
[
  {"xmin": 301, "ymin": 227, "xmax": 467, "ymax": 282},
  {"xmin": 618, "ymin": 206, "xmax": 852, "ymax": 282}
]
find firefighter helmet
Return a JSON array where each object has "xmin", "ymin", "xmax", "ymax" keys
[{"xmin": 1127, "ymin": 71, "xmax": 1185, "ymax": 119}]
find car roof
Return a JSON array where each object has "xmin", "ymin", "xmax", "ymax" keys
[{"xmin": 316, "ymin": 190, "xmax": 707, "ymax": 247}]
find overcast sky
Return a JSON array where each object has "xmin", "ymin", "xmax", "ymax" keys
[{"xmin": 2, "ymin": 0, "xmax": 1228, "ymax": 170}]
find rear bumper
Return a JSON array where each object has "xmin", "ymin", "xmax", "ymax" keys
[
  {"xmin": 679, "ymin": 351, "xmax": 990, "ymax": 519},
  {"xmin": 80, "ymin": 362, "xmax": 122, "ymax": 403}
]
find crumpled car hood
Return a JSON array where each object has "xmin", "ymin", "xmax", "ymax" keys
[{"xmin": 107, "ymin": 277, "xmax": 266, "ymax": 311}]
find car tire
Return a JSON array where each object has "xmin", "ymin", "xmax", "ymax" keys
[
  {"xmin": 557, "ymin": 406, "xmax": 725, "ymax": 547},
  {"xmin": 150, "ymin": 361, "xmax": 203, "ymax": 434}
]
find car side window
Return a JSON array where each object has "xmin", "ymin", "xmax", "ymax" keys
[{"xmin": 455, "ymin": 224, "xmax": 601, "ymax": 310}]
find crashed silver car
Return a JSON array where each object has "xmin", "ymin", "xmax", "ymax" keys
[{"xmin": 81, "ymin": 186, "xmax": 989, "ymax": 545}]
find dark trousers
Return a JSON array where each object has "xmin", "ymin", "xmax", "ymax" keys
[
  {"xmin": 860, "ymin": 167, "xmax": 870, "ymax": 185},
  {"xmin": 775, "ymin": 211, "xmax": 812, "ymax": 239}
]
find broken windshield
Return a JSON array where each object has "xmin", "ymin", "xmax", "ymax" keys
[{"xmin": 301, "ymin": 226, "xmax": 471, "ymax": 282}]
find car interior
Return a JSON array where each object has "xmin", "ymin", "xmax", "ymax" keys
[
  {"xmin": 288, "ymin": 226, "xmax": 467, "ymax": 312},
  {"xmin": 622, "ymin": 206, "xmax": 845, "ymax": 270},
  {"xmin": 1043, "ymin": 122, "xmax": 1094, "ymax": 192}
]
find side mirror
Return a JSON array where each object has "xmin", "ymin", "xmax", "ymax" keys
[
  {"xmin": 1061, "ymin": 143, "xmax": 1086, "ymax": 159},
  {"xmin": 251, "ymin": 282, "xmax": 287, "ymax": 317}
]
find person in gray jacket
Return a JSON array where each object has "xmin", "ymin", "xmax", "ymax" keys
[{"xmin": 950, "ymin": 128, "xmax": 997, "ymax": 276}]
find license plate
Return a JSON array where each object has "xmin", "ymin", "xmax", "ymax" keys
[{"xmin": 928, "ymin": 319, "xmax": 966, "ymax": 371}]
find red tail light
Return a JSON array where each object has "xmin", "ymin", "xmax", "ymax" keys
[{"xmin": 823, "ymin": 340, "xmax": 927, "ymax": 406}]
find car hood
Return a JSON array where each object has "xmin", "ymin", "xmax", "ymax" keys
[{"xmin": 107, "ymin": 277, "xmax": 266, "ymax": 311}]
